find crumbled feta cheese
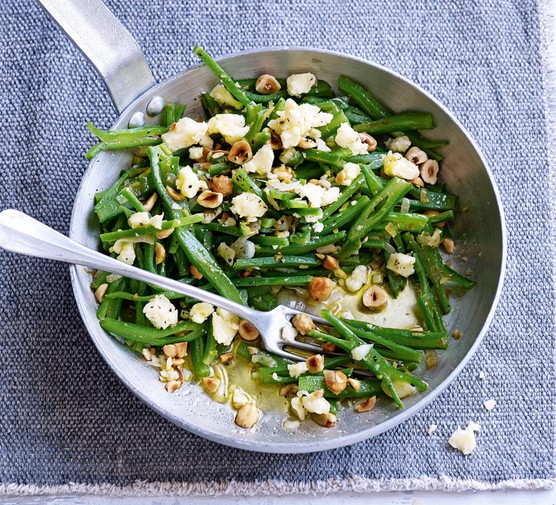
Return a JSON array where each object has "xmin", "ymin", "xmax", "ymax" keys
[
  {"xmin": 335, "ymin": 123, "xmax": 368, "ymax": 155},
  {"xmin": 417, "ymin": 228, "xmax": 443, "ymax": 248},
  {"xmin": 387, "ymin": 252, "xmax": 416, "ymax": 278},
  {"xmin": 268, "ymin": 99, "xmax": 332, "ymax": 149},
  {"xmin": 279, "ymin": 148, "xmax": 296, "ymax": 164},
  {"xmin": 283, "ymin": 419, "xmax": 301, "ymax": 430},
  {"xmin": 143, "ymin": 294, "xmax": 178, "ymax": 330},
  {"xmin": 295, "ymin": 182, "xmax": 340, "ymax": 208},
  {"xmin": 478, "ymin": 370, "xmax": 486, "ymax": 379},
  {"xmin": 217, "ymin": 242, "xmax": 236, "ymax": 265},
  {"xmin": 189, "ymin": 302, "xmax": 214, "ymax": 324},
  {"xmin": 127, "ymin": 212, "xmax": 164, "ymax": 230},
  {"xmin": 336, "ymin": 162, "xmax": 361, "ymax": 186},
  {"xmin": 484, "ymin": 399, "xmax": 496, "ymax": 411},
  {"xmin": 212, "ymin": 308, "xmax": 239, "ymax": 346},
  {"xmin": 162, "ymin": 117, "xmax": 212, "ymax": 151},
  {"xmin": 351, "ymin": 343, "xmax": 374, "ymax": 361},
  {"xmin": 207, "ymin": 114, "xmax": 250, "ymax": 145},
  {"xmin": 427, "ymin": 424, "xmax": 438, "ymax": 435},
  {"xmin": 448, "ymin": 421, "xmax": 480, "ymax": 455},
  {"xmin": 290, "ymin": 396, "xmax": 307, "ymax": 420},
  {"xmin": 282, "ymin": 323, "xmax": 298, "ymax": 342},
  {"xmin": 345, "ymin": 265, "xmax": 367, "ymax": 292},
  {"xmin": 209, "ymin": 84, "xmax": 242, "ymax": 109},
  {"xmin": 312, "ymin": 222, "xmax": 324, "ymax": 233},
  {"xmin": 188, "ymin": 146, "xmax": 204, "ymax": 160},
  {"xmin": 288, "ymin": 362, "xmax": 308, "ymax": 378},
  {"xmin": 301, "ymin": 391, "xmax": 331, "ymax": 414},
  {"xmin": 111, "ymin": 240, "xmax": 135, "ymax": 265},
  {"xmin": 231, "ymin": 193, "xmax": 268, "ymax": 222},
  {"xmin": 315, "ymin": 138, "xmax": 331, "ymax": 152},
  {"xmin": 244, "ymin": 144, "xmax": 275, "ymax": 175},
  {"xmin": 286, "ymin": 72, "xmax": 316, "ymax": 96},
  {"xmin": 383, "ymin": 151, "xmax": 420, "ymax": 180},
  {"xmin": 176, "ymin": 165, "xmax": 207, "ymax": 198},
  {"xmin": 385, "ymin": 135, "xmax": 411, "ymax": 153},
  {"xmin": 231, "ymin": 386, "xmax": 252, "ymax": 409}
]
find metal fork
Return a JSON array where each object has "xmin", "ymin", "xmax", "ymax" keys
[{"xmin": 0, "ymin": 209, "xmax": 327, "ymax": 361}]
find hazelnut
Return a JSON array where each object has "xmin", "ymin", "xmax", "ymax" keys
[
  {"xmin": 322, "ymin": 342, "xmax": 337, "ymax": 353},
  {"xmin": 238, "ymin": 320, "xmax": 260, "ymax": 341},
  {"xmin": 235, "ymin": 401, "xmax": 260, "ymax": 428},
  {"xmin": 189, "ymin": 264, "xmax": 203, "ymax": 279},
  {"xmin": 324, "ymin": 370, "xmax": 348, "ymax": 395},
  {"xmin": 166, "ymin": 185, "xmax": 185, "ymax": 202},
  {"xmin": 202, "ymin": 377, "xmax": 221, "ymax": 394},
  {"xmin": 197, "ymin": 190, "xmax": 224, "ymax": 209},
  {"xmin": 361, "ymin": 285, "xmax": 389, "ymax": 310},
  {"xmin": 405, "ymin": 146, "xmax": 428, "ymax": 165},
  {"xmin": 255, "ymin": 74, "xmax": 281, "ymax": 94},
  {"xmin": 154, "ymin": 242, "xmax": 166, "ymax": 265},
  {"xmin": 322, "ymin": 255, "xmax": 339, "ymax": 271},
  {"xmin": 227, "ymin": 140, "xmax": 253, "ymax": 165},
  {"xmin": 142, "ymin": 192, "xmax": 158, "ymax": 212},
  {"xmin": 442, "ymin": 238, "xmax": 455, "ymax": 254},
  {"xmin": 420, "ymin": 159, "xmax": 439, "ymax": 185},
  {"xmin": 209, "ymin": 175, "xmax": 233, "ymax": 196},
  {"xmin": 307, "ymin": 277, "xmax": 335, "ymax": 302},
  {"xmin": 279, "ymin": 384, "xmax": 299, "ymax": 397},
  {"xmin": 94, "ymin": 283, "xmax": 108, "ymax": 303},
  {"xmin": 291, "ymin": 313, "xmax": 315, "ymax": 335},
  {"xmin": 358, "ymin": 132, "xmax": 377, "ymax": 152},
  {"xmin": 312, "ymin": 412, "xmax": 337, "ymax": 428},
  {"xmin": 355, "ymin": 396, "xmax": 377, "ymax": 412},
  {"xmin": 306, "ymin": 354, "xmax": 324, "ymax": 373},
  {"xmin": 347, "ymin": 378, "xmax": 361, "ymax": 392}
]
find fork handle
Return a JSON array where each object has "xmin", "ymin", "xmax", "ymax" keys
[{"xmin": 0, "ymin": 209, "xmax": 255, "ymax": 320}]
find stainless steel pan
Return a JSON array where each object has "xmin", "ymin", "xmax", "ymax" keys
[{"xmin": 39, "ymin": 0, "xmax": 506, "ymax": 453}]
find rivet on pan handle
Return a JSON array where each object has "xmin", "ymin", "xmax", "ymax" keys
[{"xmin": 38, "ymin": 0, "xmax": 156, "ymax": 114}]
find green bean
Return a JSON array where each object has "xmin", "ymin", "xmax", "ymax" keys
[
  {"xmin": 194, "ymin": 46, "xmax": 251, "ymax": 107},
  {"xmin": 321, "ymin": 174, "xmax": 365, "ymax": 220},
  {"xmin": 338, "ymin": 76, "xmax": 390, "ymax": 119},
  {"xmin": 255, "ymin": 231, "xmax": 346, "ymax": 256},
  {"xmin": 348, "ymin": 177, "xmax": 413, "ymax": 242},
  {"xmin": 189, "ymin": 332, "xmax": 211, "ymax": 378},
  {"xmin": 233, "ymin": 255, "xmax": 320, "ymax": 270},
  {"xmin": 100, "ymin": 318, "xmax": 203, "ymax": 346},
  {"xmin": 232, "ymin": 275, "xmax": 312, "ymax": 288},
  {"xmin": 298, "ymin": 375, "xmax": 383, "ymax": 399},
  {"xmin": 353, "ymin": 112, "xmax": 434, "ymax": 135},
  {"xmin": 321, "ymin": 195, "xmax": 370, "ymax": 235},
  {"xmin": 149, "ymin": 146, "xmax": 243, "ymax": 304}
]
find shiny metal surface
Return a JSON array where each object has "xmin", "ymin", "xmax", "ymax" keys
[
  {"xmin": 68, "ymin": 48, "xmax": 506, "ymax": 453},
  {"xmin": 38, "ymin": 0, "xmax": 155, "ymax": 113}
]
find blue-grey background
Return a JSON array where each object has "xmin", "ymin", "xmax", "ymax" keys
[{"xmin": 0, "ymin": 0, "xmax": 554, "ymax": 490}]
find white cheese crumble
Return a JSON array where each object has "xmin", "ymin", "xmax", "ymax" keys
[
  {"xmin": 286, "ymin": 73, "xmax": 316, "ymax": 96},
  {"xmin": 244, "ymin": 143, "xmax": 275, "ymax": 175},
  {"xmin": 281, "ymin": 323, "xmax": 298, "ymax": 342},
  {"xmin": 312, "ymin": 222, "xmax": 324, "ymax": 233},
  {"xmin": 417, "ymin": 228, "xmax": 443, "ymax": 248},
  {"xmin": 143, "ymin": 294, "xmax": 178, "ymax": 330},
  {"xmin": 188, "ymin": 146, "xmax": 204, "ymax": 160},
  {"xmin": 189, "ymin": 302, "xmax": 214, "ymax": 324},
  {"xmin": 217, "ymin": 242, "xmax": 236, "ymax": 266},
  {"xmin": 383, "ymin": 151, "xmax": 420, "ymax": 180},
  {"xmin": 478, "ymin": 370, "xmax": 486, "ymax": 379},
  {"xmin": 386, "ymin": 252, "xmax": 416, "ymax": 278},
  {"xmin": 345, "ymin": 265, "xmax": 367, "ymax": 292},
  {"xmin": 212, "ymin": 308, "xmax": 239, "ymax": 346},
  {"xmin": 448, "ymin": 421, "xmax": 481, "ymax": 455},
  {"xmin": 335, "ymin": 123, "xmax": 368, "ymax": 155},
  {"xmin": 351, "ymin": 343, "xmax": 374, "ymax": 361},
  {"xmin": 128, "ymin": 212, "xmax": 164, "ymax": 230},
  {"xmin": 231, "ymin": 386, "xmax": 252, "ymax": 409},
  {"xmin": 268, "ymin": 99, "xmax": 333, "ymax": 149},
  {"xmin": 484, "ymin": 399, "xmax": 496, "ymax": 411},
  {"xmin": 427, "ymin": 424, "xmax": 438, "ymax": 435},
  {"xmin": 282, "ymin": 419, "xmax": 301, "ymax": 431},
  {"xmin": 111, "ymin": 240, "xmax": 135, "ymax": 265},
  {"xmin": 301, "ymin": 391, "xmax": 331, "ymax": 414},
  {"xmin": 231, "ymin": 193, "xmax": 268, "ymax": 222},
  {"xmin": 207, "ymin": 114, "xmax": 250, "ymax": 145},
  {"xmin": 161, "ymin": 117, "xmax": 212, "ymax": 151},
  {"xmin": 288, "ymin": 362, "xmax": 308, "ymax": 378},
  {"xmin": 385, "ymin": 135, "xmax": 411, "ymax": 153},
  {"xmin": 209, "ymin": 84, "xmax": 243, "ymax": 109},
  {"xmin": 295, "ymin": 182, "xmax": 340, "ymax": 208},
  {"xmin": 336, "ymin": 162, "xmax": 361, "ymax": 186},
  {"xmin": 290, "ymin": 396, "xmax": 307, "ymax": 420},
  {"xmin": 176, "ymin": 165, "xmax": 207, "ymax": 198}
]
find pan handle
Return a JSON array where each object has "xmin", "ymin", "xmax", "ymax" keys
[{"xmin": 38, "ymin": 0, "xmax": 156, "ymax": 114}]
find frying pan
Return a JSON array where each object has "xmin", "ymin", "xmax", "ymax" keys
[{"xmin": 38, "ymin": 0, "xmax": 506, "ymax": 453}]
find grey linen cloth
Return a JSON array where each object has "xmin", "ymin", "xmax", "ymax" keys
[{"xmin": 0, "ymin": 0, "xmax": 554, "ymax": 495}]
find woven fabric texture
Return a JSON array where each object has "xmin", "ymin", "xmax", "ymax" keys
[{"xmin": 0, "ymin": 0, "xmax": 554, "ymax": 493}]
